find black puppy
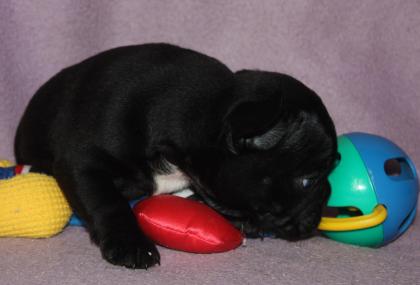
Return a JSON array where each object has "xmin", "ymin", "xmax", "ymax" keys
[{"xmin": 15, "ymin": 43, "xmax": 338, "ymax": 269}]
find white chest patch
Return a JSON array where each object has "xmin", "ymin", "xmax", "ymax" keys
[{"xmin": 153, "ymin": 163, "xmax": 190, "ymax": 195}]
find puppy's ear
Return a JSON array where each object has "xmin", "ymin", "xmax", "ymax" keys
[{"xmin": 225, "ymin": 97, "xmax": 285, "ymax": 153}]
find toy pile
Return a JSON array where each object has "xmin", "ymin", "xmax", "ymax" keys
[{"xmin": 0, "ymin": 133, "xmax": 418, "ymax": 251}]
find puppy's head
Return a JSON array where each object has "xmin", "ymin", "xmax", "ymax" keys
[{"xmin": 207, "ymin": 70, "xmax": 338, "ymax": 240}]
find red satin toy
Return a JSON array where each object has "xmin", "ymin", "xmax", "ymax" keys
[{"xmin": 133, "ymin": 195, "xmax": 243, "ymax": 253}]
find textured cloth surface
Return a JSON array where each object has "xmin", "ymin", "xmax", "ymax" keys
[
  {"xmin": 0, "ymin": 226, "xmax": 419, "ymax": 285},
  {"xmin": 0, "ymin": 1, "xmax": 419, "ymax": 284}
]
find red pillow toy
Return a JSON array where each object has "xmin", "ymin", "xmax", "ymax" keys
[{"xmin": 133, "ymin": 195, "xmax": 244, "ymax": 253}]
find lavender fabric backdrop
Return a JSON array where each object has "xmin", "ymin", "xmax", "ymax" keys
[
  {"xmin": 0, "ymin": 1, "xmax": 419, "ymax": 284},
  {"xmin": 1, "ymin": 0, "xmax": 420, "ymax": 165}
]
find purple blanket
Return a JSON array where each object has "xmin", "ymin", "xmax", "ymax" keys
[{"xmin": 0, "ymin": 1, "xmax": 419, "ymax": 284}]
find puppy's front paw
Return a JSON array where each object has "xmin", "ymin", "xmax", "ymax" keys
[{"xmin": 100, "ymin": 235, "xmax": 160, "ymax": 269}]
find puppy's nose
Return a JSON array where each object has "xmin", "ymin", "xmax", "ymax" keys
[{"xmin": 297, "ymin": 215, "xmax": 322, "ymax": 238}]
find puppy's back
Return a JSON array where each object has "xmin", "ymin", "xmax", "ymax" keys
[{"xmin": 15, "ymin": 43, "xmax": 234, "ymax": 168}]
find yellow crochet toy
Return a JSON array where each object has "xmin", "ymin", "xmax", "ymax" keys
[{"xmin": 0, "ymin": 160, "xmax": 71, "ymax": 238}]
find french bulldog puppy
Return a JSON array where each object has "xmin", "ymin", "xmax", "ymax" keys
[{"xmin": 15, "ymin": 43, "xmax": 338, "ymax": 269}]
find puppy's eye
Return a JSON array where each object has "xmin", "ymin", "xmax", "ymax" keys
[{"xmin": 301, "ymin": 178, "xmax": 312, "ymax": 188}]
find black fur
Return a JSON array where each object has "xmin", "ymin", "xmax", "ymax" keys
[{"xmin": 15, "ymin": 43, "xmax": 338, "ymax": 269}]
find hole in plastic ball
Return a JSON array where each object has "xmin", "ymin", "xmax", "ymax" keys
[
  {"xmin": 322, "ymin": 206, "xmax": 363, "ymax": 218},
  {"xmin": 384, "ymin": 159, "xmax": 402, "ymax": 177},
  {"xmin": 384, "ymin": 158, "xmax": 414, "ymax": 180}
]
